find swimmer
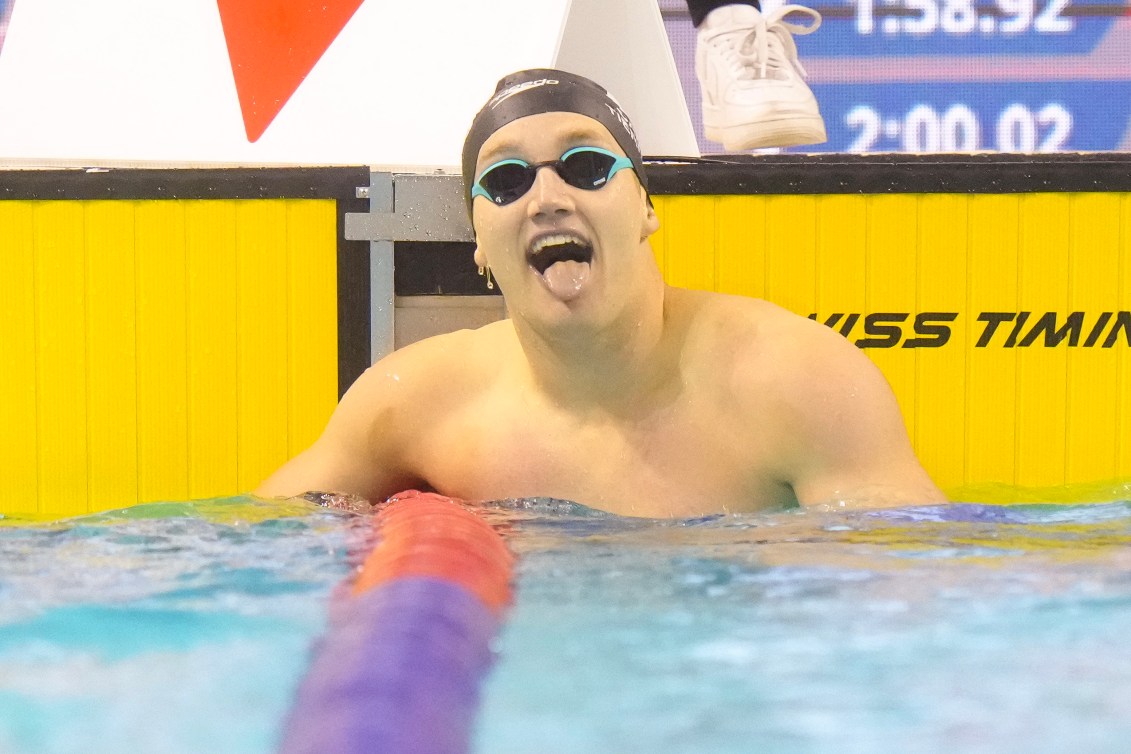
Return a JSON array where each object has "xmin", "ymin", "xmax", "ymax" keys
[{"xmin": 255, "ymin": 69, "xmax": 945, "ymax": 517}]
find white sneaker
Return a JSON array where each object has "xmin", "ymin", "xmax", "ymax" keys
[{"xmin": 695, "ymin": 4, "xmax": 827, "ymax": 151}]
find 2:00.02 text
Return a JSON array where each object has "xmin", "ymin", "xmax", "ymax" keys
[{"xmin": 845, "ymin": 103, "xmax": 1073, "ymax": 152}]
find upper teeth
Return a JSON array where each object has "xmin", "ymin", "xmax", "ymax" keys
[{"xmin": 531, "ymin": 233, "xmax": 587, "ymax": 255}]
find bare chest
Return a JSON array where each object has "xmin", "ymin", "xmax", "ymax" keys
[{"xmin": 416, "ymin": 392, "xmax": 794, "ymax": 516}]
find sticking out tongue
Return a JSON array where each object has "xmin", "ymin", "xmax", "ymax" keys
[
  {"xmin": 530, "ymin": 239, "xmax": 594, "ymax": 302},
  {"xmin": 542, "ymin": 260, "xmax": 591, "ymax": 301}
]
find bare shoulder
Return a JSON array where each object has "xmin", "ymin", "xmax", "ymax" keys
[
  {"xmin": 702, "ymin": 293, "xmax": 895, "ymax": 430},
  {"xmin": 673, "ymin": 288, "xmax": 856, "ymax": 380},
  {"xmin": 673, "ymin": 288, "xmax": 944, "ymax": 508},
  {"xmin": 253, "ymin": 320, "xmax": 514, "ymax": 500},
  {"xmin": 347, "ymin": 320, "xmax": 513, "ymax": 413},
  {"xmin": 670, "ymin": 288, "xmax": 861, "ymax": 426}
]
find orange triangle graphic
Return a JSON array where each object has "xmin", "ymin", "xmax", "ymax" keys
[{"xmin": 218, "ymin": 0, "xmax": 366, "ymax": 143}]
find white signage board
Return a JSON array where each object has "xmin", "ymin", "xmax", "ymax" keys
[{"xmin": 0, "ymin": 0, "xmax": 697, "ymax": 168}]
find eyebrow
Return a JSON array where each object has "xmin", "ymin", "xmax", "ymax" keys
[{"xmin": 478, "ymin": 127, "xmax": 615, "ymax": 169}]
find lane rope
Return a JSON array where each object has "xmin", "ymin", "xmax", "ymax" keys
[{"xmin": 279, "ymin": 490, "xmax": 515, "ymax": 754}]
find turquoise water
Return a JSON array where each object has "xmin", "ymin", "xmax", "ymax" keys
[
  {"xmin": 2, "ymin": 496, "xmax": 1131, "ymax": 753},
  {"xmin": 0, "ymin": 500, "xmax": 357, "ymax": 754}
]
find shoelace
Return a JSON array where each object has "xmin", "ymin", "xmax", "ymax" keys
[{"xmin": 724, "ymin": 5, "xmax": 822, "ymax": 81}]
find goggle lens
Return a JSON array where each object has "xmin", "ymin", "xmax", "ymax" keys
[{"xmin": 478, "ymin": 161, "xmax": 537, "ymax": 205}]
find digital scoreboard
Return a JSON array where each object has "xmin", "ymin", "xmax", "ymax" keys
[
  {"xmin": 804, "ymin": 0, "xmax": 1131, "ymax": 152},
  {"xmin": 661, "ymin": 0, "xmax": 1131, "ymax": 154}
]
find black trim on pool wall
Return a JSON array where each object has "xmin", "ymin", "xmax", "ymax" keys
[
  {"xmin": 333, "ymin": 173, "xmax": 372, "ymax": 400},
  {"xmin": 0, "ymin": 166, "xmax": 371, "ymax": 201},
  {"xmin": 641, "ymin": 153, "xmax": 1131, "ymax": 196}
]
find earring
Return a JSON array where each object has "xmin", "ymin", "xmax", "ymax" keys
[{"xmin": 478, "ymin": 266, "xmax": 494, "ymax": 290}]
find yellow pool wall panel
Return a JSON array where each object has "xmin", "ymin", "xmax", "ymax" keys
[
  {"xmin": 0, "ymin": 203, "xmax": 39, "ymax": 516},
  {"xmin": 0, "ymin": 198, "xmax": 339, "ymax": 518},
  {"xmin": 650, "ymin": 192, "xmax": 1131, "ymax": 496}
]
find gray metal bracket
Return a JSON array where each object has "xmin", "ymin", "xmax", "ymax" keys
[
  {"xmin": 346, "ymin": 172, "xmax": 475, "ymax": 363},
  {"xmin": 346, "ymin": 173, "xmax": 473, "ymax": 243}
]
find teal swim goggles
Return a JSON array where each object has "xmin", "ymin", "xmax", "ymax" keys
[{"xmin": 470, "ymin": 146, "xmax": 635, "ymax": 207}]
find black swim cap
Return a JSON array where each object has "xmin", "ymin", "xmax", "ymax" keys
[{"xmin": 461, "ymin": 68, "xmax": 648, "ymax": 215}]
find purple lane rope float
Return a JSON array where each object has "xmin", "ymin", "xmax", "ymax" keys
[{"xmin": 279, "ymin": 490, "xmax": 515, "ymax": 754}]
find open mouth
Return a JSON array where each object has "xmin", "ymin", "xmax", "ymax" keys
[{"xmin": 527, "ymin": 233, "xmax": 594, "ymax": 275}]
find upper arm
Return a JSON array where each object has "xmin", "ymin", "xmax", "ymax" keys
[
  {"xmin": 253, "ymin": 357, "xmax": 422, "ymax": 502},
  {"xmin": 768, "ymin": 319, "xmax": 946, "ymax": 509}
]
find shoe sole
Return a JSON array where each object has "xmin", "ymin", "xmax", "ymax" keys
[{"xmin": 705, "ymin": 115, "xmax": 828, "ymax": 151}]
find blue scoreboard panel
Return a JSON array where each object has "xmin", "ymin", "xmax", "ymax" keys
[
  {"xmin": 0, "ymin": 0, "xmax": 13, "ymax": 48},
  {"xmin": 798, "ymin": 0, "xmax": 1131, "ymax": 152}
]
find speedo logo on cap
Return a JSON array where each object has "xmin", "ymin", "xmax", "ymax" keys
[{"xmin": 489, "ymin": 78, "xmax": 559, "ymax": 109}]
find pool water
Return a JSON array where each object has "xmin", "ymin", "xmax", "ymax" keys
[
  {"xmin": 2, "ymin": 495, "xmax": 1131, "ymax": 753},
  {"xmin": 0, "ymin": 499, "xmax": 356, "ymax": 754}
]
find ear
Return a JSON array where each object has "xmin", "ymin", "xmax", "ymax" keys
[
  {"xmin": 473, "ymin": 244, "xmax": 487, "ymax": 268},
  {"xmin": 641, "ymin": 195, "xmax": 659, "ymax": 240}
]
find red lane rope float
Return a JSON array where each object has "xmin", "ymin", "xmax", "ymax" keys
[
  {"xmin": 353, "ymin": 495, "xmax": 514, "ymax": 613},
  {"xmin": 279, "ymin": 490, "xmax": 515, "ymax": 754}
]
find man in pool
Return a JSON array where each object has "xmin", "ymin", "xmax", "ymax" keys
[{"xmin": 255, "ymin": 69, "xmax": 946, "ymax": 517}]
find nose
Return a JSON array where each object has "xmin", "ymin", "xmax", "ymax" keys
[{"xmin": 526, "ymin": 164, "xmax": 574, "ymax": 219}]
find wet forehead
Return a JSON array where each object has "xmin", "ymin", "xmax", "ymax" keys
[{"xmin": 476, "ymin": 111, "xmax": 622, "ymax": 173}]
